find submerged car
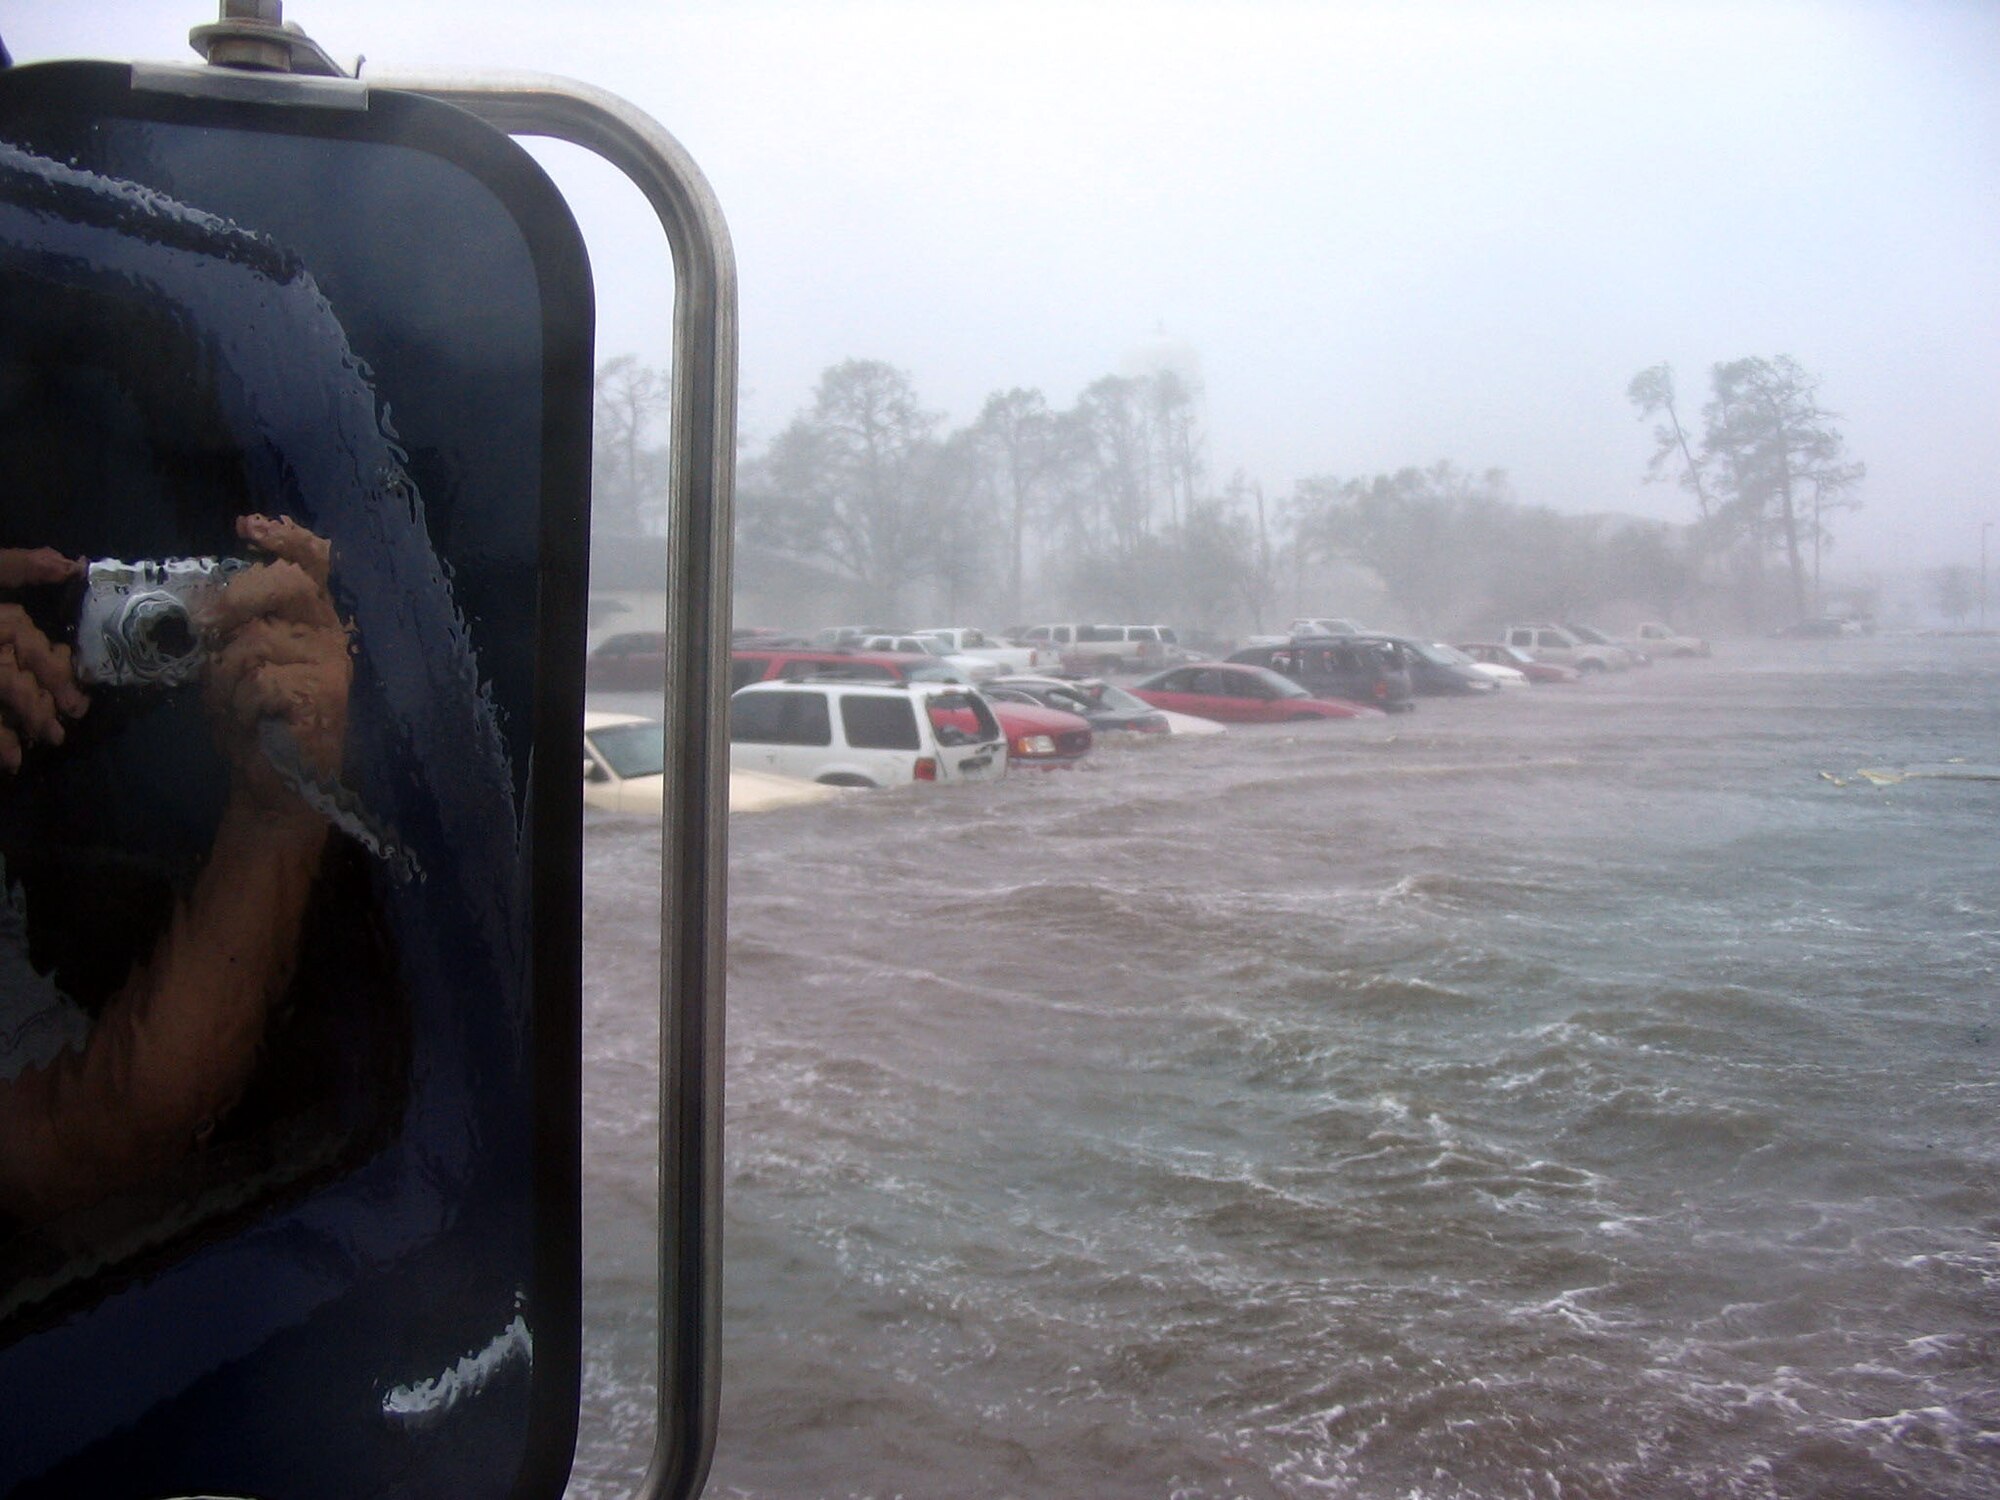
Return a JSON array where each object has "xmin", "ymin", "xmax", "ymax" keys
[
  {"xmin": 854, "ymin": 632, "xmax": 1002, "ymax": 683},
  {"xmin": 1504, "ymin": 623, "xmax": 1629, "ymax": 673},
  {"xmin": 1069, "ymin": 675, "xmax": 1226, "ymax": 735},
  {"xmin": 1633, "ymin": 622, "xmax": 1713, "ymax": 658},
  {"xmin": 1349, "ymin": 635, "xmax": 1496, "ymax": 695},
  {"xmin": 585, "ymin": 630, "xmax": 667, "ymax": 689},
  {"xmin": 1562, "ymin": 621, "xmax": 1649, "ymax": 667},
  {"xmin": 585, "ymin": 711, "xmax": 841, "ymax": 815},
  {"xmin": 982, "ymin": 696, "xmax": 1095, "ymax": 767},
  {"xmin": 729, "ymin": 680, "xmax": 1008, "ymax": 787},
  {"xmin": 1456, "ymin": 642, "xmax": 1581, "ymax": 684},
  {"xmin": 731, "ymin": 647, "xmax": 974, "ymax": 690},
  {"xmin": 983, "ymin": 674, "xmax": 1171, "ymax": 735},
  {"xmin": 1228, "ymin": 637, "xmax": 1415, "ymax": 712},
  {"xmin": 1431, "ymin": 641, "xmax": 1527, "ymax": 688},
  {"xmin": 1131, "ymin": 663, "xmax": 1387, "ymax": 723}
]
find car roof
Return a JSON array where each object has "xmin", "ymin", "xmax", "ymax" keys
[
  {"xmin": 1153, "ymin": 661, "xmax": 1269, "ymax": 679},
  {"xmin": 735, "ymin": 676, "xmax": 959, "ymax": 696}
]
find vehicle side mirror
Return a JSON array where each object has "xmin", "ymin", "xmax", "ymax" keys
[{"xmin": 0, "ymin": 54, "xmax": 599, "ymax": 1499}]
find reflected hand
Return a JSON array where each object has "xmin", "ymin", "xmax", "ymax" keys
[
  {"xmin": 0, "ymin": 549, "xmax": 87, "ymax": 773},
  {"xmin": 201, "ymin": 515, "xmax": 351, "ymax": 821}
]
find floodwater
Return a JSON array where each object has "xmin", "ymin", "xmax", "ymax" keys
[{"xmin": 569, "ymin": 637, "xmax": 2000, "ymax": 1500}]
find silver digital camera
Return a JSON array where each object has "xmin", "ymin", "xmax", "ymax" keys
[{"xmin": 74, "ymin": 557, "xmax": 248, "ymax": 688}]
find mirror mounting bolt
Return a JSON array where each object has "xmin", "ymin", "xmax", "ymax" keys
[{"xmin": 190, "ymin": 1, "xmax": 349, "ymax": 77}]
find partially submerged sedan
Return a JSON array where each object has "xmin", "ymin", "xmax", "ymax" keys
[
  {"xmin": 1130, "ymin": 663, "xmax": 1387, "ymax": 723},
  {"xmin": 585, "ymin": 711, "xmax": 842, "ymax": 815},
  {"xmin": 984, "ymin": 674, "xmax": 1171, "ymax": 736},
  {"xmin": 985, "ymin": 696, "xmax": 1095, "ymax": 768},
  {"xmin": 1456, "ymin": 641, "xmax": 1581, "ymax": 684}
]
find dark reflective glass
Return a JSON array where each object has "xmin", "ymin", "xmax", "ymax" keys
[{"xmin": 0, "ymin": 63, "xmax": 590, "ymax": 1500}]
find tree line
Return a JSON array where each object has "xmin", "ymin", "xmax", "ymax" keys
[{"xmin": 594, "ymin": 351, "xmax": 1862, "ymax": 635}]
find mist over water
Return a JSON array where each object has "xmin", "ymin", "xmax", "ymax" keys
[{"xmin": 571, "ymin": 637, "xmax": 2000, "ymax": 1500}]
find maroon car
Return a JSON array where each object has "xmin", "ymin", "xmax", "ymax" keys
[
  {"xmin": 1130, "ymin": 663, "xmax": 1386, "ymax": 723},
  {"xmin": 1456, "ymin": 642, "xmax": 1581, "ymax": 684},
  {"xmin": 586, "ymin": 630, "xmax": 668, "ymax": 689},
  {"xmin": 729, "ymin": 647, "xmax": 969, "ymax": 690}
]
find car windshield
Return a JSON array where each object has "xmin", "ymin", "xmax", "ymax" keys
[
  {"xmin": 1092, "ymin": 683, "xmax": 1152, "ymax": 714},
  {"xmin": 588, "ymin": 720, "xmax": 664, "ymax": 780},
  {"xmin": 1429, "ymin": 643, "xmax": 1476, "ymax": 666},
  {"xmin": 1568, "ymin": 624, "xmax": 1611, "ymax": 644},
  {"xmin": 1408, "ymin": 641, "xmax": 1459, "ymax": 666}
]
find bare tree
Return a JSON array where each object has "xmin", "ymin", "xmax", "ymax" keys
[
  {"xmin": 593, "ymin": 355, "xmax": 671, "ymax": 534},
  {"xmin": 971, "ymin": 388, "xmax": 1064, "ymax": 624},
  {"xmin": 760, "ymin": 359, "xmax": 942, "ymax": 620}
]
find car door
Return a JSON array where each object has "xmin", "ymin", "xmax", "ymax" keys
[
  {"xmin": 1222, "ymin": 671, "xmax": 1288, "ymax": 721},
  {"xmin": 920, "ymin": 689, "xmax": 1007, "ymax": 782},
  {"xmin": 731, "ymin": 688, "xmax": 834, "ymax": 778},
  {"xmin": 1136, "ymin": 667, "xmax": 1203, "ymax": 716}
]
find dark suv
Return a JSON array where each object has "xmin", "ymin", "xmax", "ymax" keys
[{"xmin": 1228, "ymin": 637, "xmax": 1416, "ymax": 712}]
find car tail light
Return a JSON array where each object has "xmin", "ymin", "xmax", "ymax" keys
[{"xmin": 914, "ymin": 756, "xmax": 938, "ymax": 781}]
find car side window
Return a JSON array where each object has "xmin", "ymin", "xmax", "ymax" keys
[
  {"xmin": 841, "ymin": 695, "xmax": 921, "ymax": 750},
  {"xmin": 733, "ymin": 691, "xmax": 832, "ymax": 745}
]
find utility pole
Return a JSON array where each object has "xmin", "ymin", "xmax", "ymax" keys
[{"xmin": 1982, "ymin": 521, "xmax": 1993, "ymax": 633}]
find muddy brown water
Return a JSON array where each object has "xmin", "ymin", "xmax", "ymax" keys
[{"xmin": 571, "ymin": 637, "xmax": 2000, "ymax": 1500}]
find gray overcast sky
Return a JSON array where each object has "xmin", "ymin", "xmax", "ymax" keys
[{"xmin": 9, "ymin": 2, "xmax": 1998, "ymax": 572}]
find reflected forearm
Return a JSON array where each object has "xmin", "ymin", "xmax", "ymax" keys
[{"xmin": 0, "ymin": 800, "xmax": 325, "ymax": 1221}]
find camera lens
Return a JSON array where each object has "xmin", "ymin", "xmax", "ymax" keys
[{"xmin": 115, "ymin": 592, "xmax": 199, "ymax": 681}]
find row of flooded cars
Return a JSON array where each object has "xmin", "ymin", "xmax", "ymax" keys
[{"xmin": 582, "ymin": 618, "xmax": 1710, "ymax": 813}]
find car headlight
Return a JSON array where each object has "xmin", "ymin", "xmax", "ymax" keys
[{"xmin": 1016, "ymin": 734, "xmax": 1057, "ymax": 755}]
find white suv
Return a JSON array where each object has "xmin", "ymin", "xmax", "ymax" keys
[
  {"xmin": 729, "ymin": 679, "xmax": 1008, "ymax": 787},
  {"xmin": 1016, "ymin": 623, "xmax": 1181, "ymax": 673}
]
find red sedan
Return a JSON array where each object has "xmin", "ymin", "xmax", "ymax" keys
[
  {"xmin": 1130, "ymin": 663, "xmax": 1385, "ymax": 723},
  {"xmin": 1456, "ymin": 642, "xmax": 1581, "ymax": 684}
]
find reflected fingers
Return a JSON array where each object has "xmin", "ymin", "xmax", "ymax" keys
[{"xmin": 237, "ymin": 514, "xmax": 331, "ymax": 588}]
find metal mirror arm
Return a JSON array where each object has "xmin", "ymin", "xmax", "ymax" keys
[{"xmin": 364, "ymin": 69, "xmax": 736, "ymax": 1500}]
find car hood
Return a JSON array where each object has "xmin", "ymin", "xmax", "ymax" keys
[{"xmin": 989, "ymin": 700, "xmax": 1092, "ymax": 735}]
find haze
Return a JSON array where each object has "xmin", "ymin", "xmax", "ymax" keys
[{"xmin": 10, "ymin": 1, "xmax": 1997, "ymax": 578}]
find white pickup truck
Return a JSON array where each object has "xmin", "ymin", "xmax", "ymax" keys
[
  {"xmin": 917, "ymin": 627, "xmax": 1057, "ymax": 673},
  {"xmin": 1505, "ymin": 623, "xmax": 1629, "ymax": 672},
  {"xmin": 1633, "ymin": 622, "xmax": 1712, "ymax": 658}
]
